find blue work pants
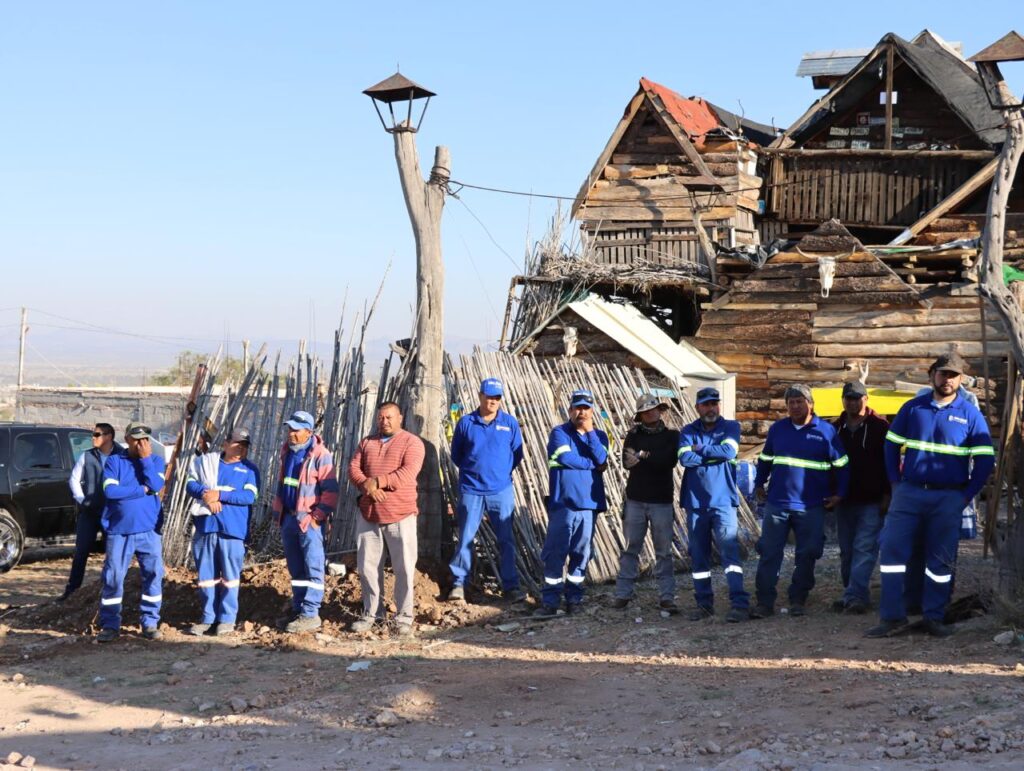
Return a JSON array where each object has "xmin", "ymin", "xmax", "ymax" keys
[
  {"xmin": 541, "ymin": 506, "xmax": 593, "ymax": 608},
  {"xmin": 99, "ymin": 530, "xmax": 163, "ymax": 630},
  {"xmin": 449, "ymin": 487, "xmax": 520, "ymax": 591},
  {"xmin": 687, "ymin": 506, "xmax": 749, "ymax": 610},
  {"xmin": 836, "ymin": 502, "xmax": 883, "ymax": 605},
  {"xmin": 281, "ymin": 515, "xmax": 325, "ymax": 618},
  {"xmin": 65, "ymin": 507, "xmax": 103, "ymax": 594},
  {"xmin": 878, "ymin": 484, "xmax": 962, "ymax": 622},
  {"xmin": 754, "ymin": 504, "xmax": 825, "ymax": 609},
  {"xmin": 192, "ymin": 532, "xmax": 244, "ymax": 624}
]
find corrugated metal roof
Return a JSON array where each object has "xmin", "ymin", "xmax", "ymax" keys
[
  {"xmin": 796, "ymin": 53, "xmax": 868, "ymax": 78},
  {"xmin": 639, "ymin": 78, "xmax": 720, "ymax": 142},
  {"xmin": 564, "ymin": 296, "xmax": 726, "ymax": 387}
]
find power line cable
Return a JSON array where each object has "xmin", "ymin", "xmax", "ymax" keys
[
  {"xmin": 25, "ymin": 340, "xmax": 88, "ymax": 387},
  {"xmin": 448, "ymin": 195, "xmax": 522, "ymax": 271}
]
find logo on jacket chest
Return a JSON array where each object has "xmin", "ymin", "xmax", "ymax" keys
[
  {"xmin": 947, "ymin": 415, "xmax": 968, "ymax": 425},
  {"xmin": 496, "ymin": 425, "xmax": 511, "ymax": 432}
]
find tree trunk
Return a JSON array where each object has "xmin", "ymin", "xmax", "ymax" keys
[{"xmin": 392, "ymin": 131, "xmax": 449, "ymax": 561}]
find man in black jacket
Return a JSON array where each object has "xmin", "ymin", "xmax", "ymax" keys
[
  {"xmin": 831, "ymin": 382, "xmax": 890, "ymax": 614},
  {"xmin": 59, "ymin": 422, "xmax": 116, "ymax": 601},
  {"xmin": 610, "ymin": 394, "xmax": 680, "ymax": 612}
]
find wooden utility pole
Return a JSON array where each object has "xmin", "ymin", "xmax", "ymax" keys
[
  {"xmin": 17, "ymin": 307, "xmax": 27, "ymax": 388},
  {"xmin": 392, "ymin": 132, "xmax": 449, "ymax": 560}
]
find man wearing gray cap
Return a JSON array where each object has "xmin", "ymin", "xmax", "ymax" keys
[
  {"xmin": 830, "ymin": 382, "xmax": 890, "ymax": 615},
  {"xmin": 610, "ymin": 393, "xmax": 680, "ymax": 612},
  {"xmin": 95, "ymin": 422, "xmax": 167, "ymax": 642},
  {"xmin": 751, "ymin": 385, "xmax": 849, "ymax": 619},
  {"xmin": 185, "ymin": 427, "xmax": 260, "ymax": 636}
]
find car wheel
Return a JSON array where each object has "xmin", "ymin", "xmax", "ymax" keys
[{"xmin": 0, "ymin": 509, "xmax": 25, "ymax": 572}]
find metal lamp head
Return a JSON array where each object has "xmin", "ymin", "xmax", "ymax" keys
[
  {"xmin": 969, "ymin": 31, "xmax": 1024, "ymax": 111},
  {"xmin": 363, "ymin": 72, "xmax": 436, "ymax": 133}
]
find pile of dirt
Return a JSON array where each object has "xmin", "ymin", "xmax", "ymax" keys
[{"xmin": 10, "ymin": 558, "xmax": 510, "ymax": 635}]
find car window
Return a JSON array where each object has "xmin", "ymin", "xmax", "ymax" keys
[
  {"xmin": 69, "ymin": 431, "xmax": 93, "ymax": 463},
  {"xmin": 13, "ymin": 433, "xmax": 63, "ymax": 471}
]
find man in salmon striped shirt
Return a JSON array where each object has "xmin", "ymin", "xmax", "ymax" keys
[{"xmin": 348, "ymin": 402, "xmax": 426, "ymax": 636}]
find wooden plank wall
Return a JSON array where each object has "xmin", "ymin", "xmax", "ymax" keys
[{"xmin": 689, "ymin": 252, "xmax": 1008, "ymax": 449}]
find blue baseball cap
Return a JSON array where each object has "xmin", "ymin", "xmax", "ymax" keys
[
  {"xmin": 569, "ymin": 389, "xmax": 594, "ymax": 408},
  {"xmin": 283, "ymin": 410, "xmax": 315, "ymax": 431},
  {"xmin": 480, "ymin": 378, "xmax": 504, "ymax": 397},
  {"xmin": 695, "ymin": 387, "xmax": 721, "ymax": 405}
]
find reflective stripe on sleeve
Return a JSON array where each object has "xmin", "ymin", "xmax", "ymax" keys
[
  {"xmin": 968, "ymin": 445, "xmax": 995, "ymax": 456},
  {"xmin": 102, "ymin": 478, "xmax": 119, "ymax": 489},
  {"xmin": 283, "ymin": 477, "xmax": 300, "ymax": 487},
  {"xmin": 832, "ymin": 454, "xmax": 850, "ymax": 468},
  {"xmin": 677, "ymin": 445, "xmax": 693, "ymax": 457},
  {"xmin": 244, "ymin": 484, "xmax": 259, "ymax": 496},
  {"xmin": 722, "ymin": 438, "xmax": 739, "ymax": 451},
  {"xmin": 548, "ymin": 444, "xmax": 572, "ymax": 468}
]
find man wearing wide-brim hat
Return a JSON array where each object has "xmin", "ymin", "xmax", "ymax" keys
[
  {"xmin": 866, "ymin": 353, "xmax": 994, "ymax": 639},
  {"xmin": 609, "ymin": 393, "xmax": 680, "ymax": 613}
]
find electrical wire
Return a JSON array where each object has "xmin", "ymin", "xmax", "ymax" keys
[
  {"xmin": 25, "ymin": 340, "xmax": 88, "ymax": 387},
  {"xmin": 27, "ymin": 308, "xmax": 228, "ymax": 346},
  {"xmin": 448, "ymin": 195, "xmax": 522, "ymax": 271}
]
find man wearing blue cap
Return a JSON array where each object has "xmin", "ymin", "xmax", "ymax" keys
[
  {"xmin": 536, "ymin": 389, "xmax": 609, "ymax": 617},
  {"xmin": 678, "ymin": 387, "xmax": 749, "ymax": 622},
  {"xmin": 448, "ymin": 378, "xmax": 526, "ymax": 603},
  {"xmin": 272, "ymin": 410, "xmax": 339, "ymax": 633}
]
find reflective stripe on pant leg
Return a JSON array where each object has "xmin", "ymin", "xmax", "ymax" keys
[
  {"xmin": 688, "ymin": 508, "xmax": 715, "ymax": 608},
  {"xmin": 280, "ymin": 515, "xmax": 306, "ymax": 613},
  {"xmin": 99, "ymin": 533, "xmax": 131, "ymax": 630},
  {"xmin": 193, "ymin": 531, "xmax": 218, "ymax": 624},
  {"xmin": 564, "ymin": 509, "xmax": 593, "ymax": 605},
  {"xmin": 136, "ymin": 530, "xmax": 164, "ymax": 629},
  {"xmin": 541, "ymin": 506, "xmax": 572, "ymax": 607},
  {"xmin": 298, "ymin": 522, "xmax": 325, "ymax": 616},
  {"xmin": 713, "ymin": 506, "xmax": 749, "ymax": 609},
  {"xmin": 921, "ymin": 489, "xmax": 962, "ymax": 621},
  {"xmin": 217, "ymin": 536, "xmax": 244, "ymax": 623},
  {"xmin": 877, "ymin": 486, "xmax": 919, "ymax": 621}
]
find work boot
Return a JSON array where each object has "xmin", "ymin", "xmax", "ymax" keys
[
  {"xmin": 96, "ymin": 627, "xmax": 119, "ymax": 643},
  {"xmin": 864, "ymin": 618, "xmax": 909, "ymax": 638},
  {"xmin": 831, "ymin": 598, "xmax": 848, "ymax": 613},
  {"xmin": 447, "ymin": 585, "xmax": 465, "ymax": 602},
  {"xmin": 659, "ymin": 598, "xmax": 680, "ymax": 615},
  {"xmin": 394, "ymin": 622, "xmax": 415, "ymax": 638},
  {"xmin": 276, "ymin": 612, "xmax": 299, "ymax": 631},
  {"xmin": 350, "ymin": 616, "xmax": 375, "ymax": 634},
  {"xmin": 608, "ymin": 596, "xmax": 630, "ymax": 609},
  {"xmin": 725, "ymin": 607, "xmax": 748, "ymax": 623},
  {"xmin": 213, "ymin": 623, "xmax": 236, "ymax": 637},
  {"xmin": 921, "ymin": 618, "xmax": 954, "ymax": 638},
  {"xmin": 504, "ymin": 588, "xmax": 528, "ymax": 603},
  {"xmin": 748, "ymin": 605, "xmax": 774, "ymax": 620},
  {"xmin": 187, "ymin": 623, "xmax": 212, "ymax": 637},
  {"xmin": 142, "ymin": 626, "xmax": 163, "ymax": 641},
  {"xmin": 844, "ymin": 599, "xmax": 868, "ymax": 615},
  {"xmin": 788, "ymin": 604, "xmax": 806, "ymax": 617},
  {"xmin": 565, "ymin": 602, "xmax": 582, "ymax": 616},
  {"xmin": 688, "ymin": 605, "xmax": 714, "ymax": 621},
  {"xmin": 285, "ymin": 615, "xmax": 322, "ymax": 634},
  {"xmin": 533, "ymin": 605, "xmax": 559, "ymax": 620},
  {"xmin": 57, "ymin": 587, "xmax": 75, "ymax": 603}
]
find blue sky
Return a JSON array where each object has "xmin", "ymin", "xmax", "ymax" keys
[{"xmin": 1, "ymin": 1, "xmax": 1020, "ymax": 376}]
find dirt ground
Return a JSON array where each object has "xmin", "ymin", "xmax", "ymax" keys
[{"xmin": 1, "ymin": 543, "xmax": 1023, "ymax": 770}]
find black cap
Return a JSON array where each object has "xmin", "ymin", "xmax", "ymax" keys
[
  {"xmin": 842, "ymin": 381, "xmax": 868, "ymax": 398},
  {"xmin": 930, "ymin": 352, "xmax": 968, "ymax": 375}
]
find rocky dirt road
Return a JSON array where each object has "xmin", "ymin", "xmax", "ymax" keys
[{"xmin": 1, "ymin": 543, "xmax": 1023, "ymax": 770}]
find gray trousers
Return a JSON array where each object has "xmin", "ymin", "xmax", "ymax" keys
[
  {"xmin": 615, "ymin": 499, "xmax": 676, "ymax": 601},
  {"xmin": 356, "ymin": 514, "xmax": 418, "ymax": 625}
]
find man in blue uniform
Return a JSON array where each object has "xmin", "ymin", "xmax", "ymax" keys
[
  {"xmin": 448, "ymin": 378, "xmax": 526, "ymax": 603},
  {"xmin": 535, "ymin": 389, "xmax": 609, "ymax": 618},
  {"xmin": 96, "ymin": 422, "xmax": 166, "ymax": 642},
  {"xmin": 678, "ymin": 387, "xmax": 749, "ymax": 622},
  {"xmin": 186, "ymin": 427, "xmax": 260, "ymax": 636},
  {"xmin": 751, "ymin": 385, "xmax": 849, "ymax": 619},
  {"xmin": 866, "ymin": 353, "xmax": 994, "ymax": 638}
]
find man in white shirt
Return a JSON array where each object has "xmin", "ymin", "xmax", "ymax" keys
[{"xmin": 59, "ymin": 423, "xmax": 116, "ymax": 601}]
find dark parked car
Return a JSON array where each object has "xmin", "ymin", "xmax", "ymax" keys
[{"xmin": 0, "ymin": 423, "xmax": 95, "ymax": 572}]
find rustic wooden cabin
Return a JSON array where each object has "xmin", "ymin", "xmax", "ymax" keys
[
  {"xmin": 690, "ymin": 219, "xmax": 1009, "ymax": 450},
  {"xmin": 761, "ymin": 31, "xmax": 1007, "ymax": 246},
  {"xmin": 572, "ymin": 77, "xmax": 774, "ymax": 270}
]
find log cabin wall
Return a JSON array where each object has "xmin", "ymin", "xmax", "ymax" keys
[{"xmin": 689, "ymin": 233, "xmax": 1009, "ymax": 451}]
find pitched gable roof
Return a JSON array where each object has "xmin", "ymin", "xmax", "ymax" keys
[{"xmin": 778, "ymin": 32, "xmax": 1007, "ymax": 149}]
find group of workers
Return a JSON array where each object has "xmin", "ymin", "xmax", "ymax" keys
[{"xmin": 60, "ymin": 350, "xmax": 993, "ymax": 641}]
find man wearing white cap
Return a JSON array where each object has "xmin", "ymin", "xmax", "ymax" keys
[{"xmin": 448, "ymin": 378, "xmax": 526, "ymax": 603}]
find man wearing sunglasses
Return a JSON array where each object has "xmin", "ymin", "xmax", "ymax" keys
[
  {"xmin": 447, "ymin": 378, "xmax": 526, "ymax": 603},
  {"xmin": 96, "ymin": 422, "xmax": 167, "ymax": 642},
  {"xmin": 59, "ymin": 423, "xmax": 116, "ymax": 601}
]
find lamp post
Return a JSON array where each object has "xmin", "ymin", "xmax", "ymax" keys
[{"xmin": 364, "ymin": 72, "xmax": 449, "ymax": 558}]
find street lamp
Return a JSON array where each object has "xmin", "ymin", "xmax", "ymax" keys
[
  {"xmin": 969, "ymin": 31, "xmax": 1024, "ymax": 111},
  {"xmin": 363, "ymin": 72, "xmax": 449, "ymax": 560},
  {"xmin": 363, "ymin": 72, "xmax": 436, "ymax": 133}
]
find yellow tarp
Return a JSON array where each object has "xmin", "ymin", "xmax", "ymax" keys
[{"xmin": 811, "ymin": 387, "xmax": 918, "ymax": 419}]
